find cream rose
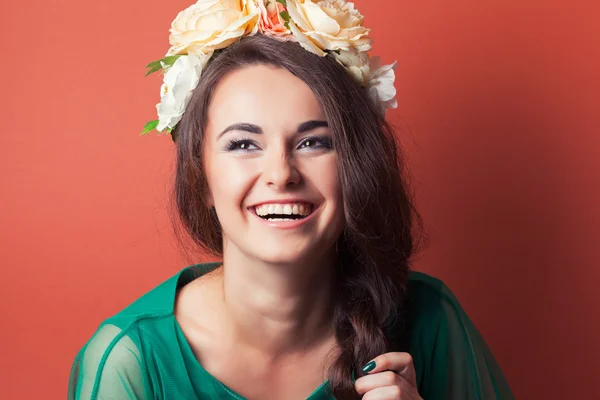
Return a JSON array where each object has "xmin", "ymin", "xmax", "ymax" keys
[
  {"xmin": 166, "ymin": 0, "xmax": 260, "ymax": 57},
  {"xmin": 286, "ymin": 0, "xmax": 371, "ymax": 56}
]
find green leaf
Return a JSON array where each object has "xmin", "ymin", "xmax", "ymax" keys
[
  {"xmin": 284, "ymin": 21, "xmax": 290, "ymax": 30},
  {"xmin": 279, "ymin": 11, "xmax": 290, "ymax": 22},
  {"xmin": 140, "ymin": 120, "xmax": 159, "ymax": 135},
  {"xmin": 276, "ymin": 0, "xmax": 287, "ymax": 6},
  {"xmin": 144, "ymin": 55, "xmax": 183, "ymax": 76},
  {"xmin": 144, "ymin": 61, "xmax": 163, "ymax": 76}
]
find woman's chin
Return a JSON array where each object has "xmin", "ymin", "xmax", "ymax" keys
[
  {"xmin": 258, "ymin": 254, "xmax": 307, "ymax": 266},
  {"xmin": 250, "ymin": 247, "xmax": 314, "ymax": 266}
]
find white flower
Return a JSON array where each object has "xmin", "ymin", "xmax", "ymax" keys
[
  {"xmin": 367, "ymin": 56, "xmax": 398, "ymax": 115},
  {"xmin": 335, "ymin": 49, "xmax": 397, "ymax": 115},
  {"xmin": 156, "ymin": 52, "xmax": 212, "ymax": 131},
  {"xmin": 335, "ymin": 47, "xmax": 371, "ymax": 84}
]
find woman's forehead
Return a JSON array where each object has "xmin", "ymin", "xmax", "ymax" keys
[{"xmin": 205, "ymin": 64, "xmax": 326, "ymax": 135}]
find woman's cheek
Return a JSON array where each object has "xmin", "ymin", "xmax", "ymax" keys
[{"xmin": 217, "ymin": 158, "xmax": 259, "ymax": 202}]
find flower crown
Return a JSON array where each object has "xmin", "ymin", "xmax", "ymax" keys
[{"xmin": 141, "ymin": 0, "xmax": 398, "ymax": 139}]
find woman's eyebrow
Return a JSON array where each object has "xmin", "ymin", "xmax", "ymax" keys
[
  {"xmin": 217, "ymin": 123, "xmax": 262, "ymax": 139},
  {"xmin": 217, "ymin": 120, "xmax": 329, "ymax": 140},
  {"xmin": 297, "ymin": 120, "xmax": 329, "ymax": 133}
]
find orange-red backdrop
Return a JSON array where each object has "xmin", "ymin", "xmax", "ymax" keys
[{"xmin": 1, "ymin": 0, "xmax": 598, "ymax": 398}]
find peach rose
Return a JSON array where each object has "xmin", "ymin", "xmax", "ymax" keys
[
  {"xmin": 286, "ymin": 0, "xmax": 371, "ymax": 56},
  {"xmin": 166, "ymin": 0, "xmax": 260, "ymax": 57},
  {"xmin": 258, "ymin": 0, "xmax": 294, "ymax": 39}
]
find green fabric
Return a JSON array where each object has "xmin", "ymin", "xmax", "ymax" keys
[{"xmin": 68, "ymin": 262, "xmax": 515, "ymax": 399}]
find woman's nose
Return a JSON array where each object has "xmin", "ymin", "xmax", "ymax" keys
[{"xmin": 261, "ymin": 147, "xmax": 301, "ymax": 190}]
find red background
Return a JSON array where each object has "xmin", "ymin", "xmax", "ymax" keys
[{"xmin": 1, "ymin": 0, "xmax": 599, "ymax": 398}]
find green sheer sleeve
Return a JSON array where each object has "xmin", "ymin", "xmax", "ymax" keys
[
  {"xmin": 419, "ymin": 281, "xmax": 515, "ymax": 400},
  {"xmin": 68, "ymin": 324, "xmax": 151, "ymax": 400}
]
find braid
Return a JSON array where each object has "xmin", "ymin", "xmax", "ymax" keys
[{"xmin": 327, "ymin": 239, "xmax": 406, "ymax": 399}]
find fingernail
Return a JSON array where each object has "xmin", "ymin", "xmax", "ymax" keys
[{"xmin": 362, "ymin": 360, "xmax": 376, "ymax": 373}]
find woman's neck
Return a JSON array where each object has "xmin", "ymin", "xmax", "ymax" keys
[{"xmin": 216, "ymin": 249, "xmax": 339, "ymax": 361}]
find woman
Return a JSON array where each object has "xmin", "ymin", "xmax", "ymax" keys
[{"xmin": 68, "ymin": 1, "xmax": 515, "ymax": 399}]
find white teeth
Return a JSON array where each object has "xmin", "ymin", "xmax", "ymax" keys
[
  {"xmin": 254, "ymin": 202, "xmax": 313, "ymax": 217},
  {"xmin": 274, "ymin": 204, "xmax": 283, "ymax": 215}
]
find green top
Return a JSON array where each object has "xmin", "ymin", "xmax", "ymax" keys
[{"xmin": 68, "ymin": 262, "xmax": 515, "ymax": 399}]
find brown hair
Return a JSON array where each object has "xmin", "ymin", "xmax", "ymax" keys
[{"xmin": 170, "ymin": 34, "xmax": 426, "ymax": 399}]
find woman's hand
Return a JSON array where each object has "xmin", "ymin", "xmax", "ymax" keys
[{"xmin": 354, "ymin": 352, "xmax": 423, "ymax": 399}]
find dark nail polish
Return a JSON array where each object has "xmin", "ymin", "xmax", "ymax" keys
[{"xmin": 362, "ymin": 360, "xmax": 376, "ymax": 373}]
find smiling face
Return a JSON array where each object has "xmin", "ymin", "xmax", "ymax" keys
[{"xmin": 202, "ymin": 64, "xmax": 345, "ymax": 265}]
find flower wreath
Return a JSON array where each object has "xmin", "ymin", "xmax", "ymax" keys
[{"xmin": 141, "ymin": 0, "xmax": 398, "ymax": 140}]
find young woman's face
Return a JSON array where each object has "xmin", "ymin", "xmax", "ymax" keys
[{"xmin": 203, "ymin": 64, "xmax": 345, "ymax": 265}]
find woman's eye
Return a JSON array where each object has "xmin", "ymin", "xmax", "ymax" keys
[
  {"xmin": 298, "ymin": 136, "xmax": 333, "ymax": 150},
  {"xmin": 300, "ymin": 139, "xmax": 316, "ymax": 148},
  {"xmin": 226, "ymin": 139, "xmax": 257, "ymax": 152}
]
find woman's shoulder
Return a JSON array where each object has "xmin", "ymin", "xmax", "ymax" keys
[
  {"xmin": 404, "ymin": 269, "xmax": 486, "ymax": 336},
  {"xmin": 68, "ymin": 269, "xmax": 183, "ymax": 396},
  {"xmin": 407, "ymin": 269, "xmax": 446, "ymax": 293},
  {"xmin": 404, "ymin": 269, "xmax": 473, "ymax": 338},
  {"xmin": 406, "ymin": 269, "xmax": 451, "ymax": 317},
  {"xmin": 71, "ymin": 262, "xmax": 220, "ymax": 365},
  {"xmin": 404, "ymin": 270, "xmax": 516, "ymax": 399},
  {"xmin": 68, "ymin": 262, "xmax": 222, "ymax": 399},
  {"xmin": 100, "ymin": 261, "xmax": 222, "ymax": 326}
]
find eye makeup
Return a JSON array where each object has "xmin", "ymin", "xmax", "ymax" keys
[
  {"xmin": 222, "ymin": 135, "xmax": 334, "ymax": 153},
  {"xmin": 223, "ymin": 136, "xmax": 257, "ymax": 152}
]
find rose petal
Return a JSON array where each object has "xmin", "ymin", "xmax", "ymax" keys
[
  {"xmin": 353, "ymin": 39, "xmax": 372, "ymax": 52},
  {"xmin": 222, "ymin": 11, "xmax": 259, "ymax": 35},
  {"xmin": 286, "ymin": 0, "xmax": 313, "ymax": 32},
  {"xmin": 304, "ymin": 31, "xmax": 331, "ymax": 50},
  {"xmin": 288, "ymin": 20, "xmax": 326, "ymax": 56},
  {"xmin": 302, "ymin": 1, "xmax": 340, "ymax": 35},
  {"xmin": 203, "ymin": 27, "xmax": 246, "ymax": 50},
  {"xmin": 192, "ymin": 8, "xmax": 241, "ymax": 32}
]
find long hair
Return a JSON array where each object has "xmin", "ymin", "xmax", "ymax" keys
[{"xmin": 170, "ymin": 34, "xmax": 426, "ymax": 399}]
